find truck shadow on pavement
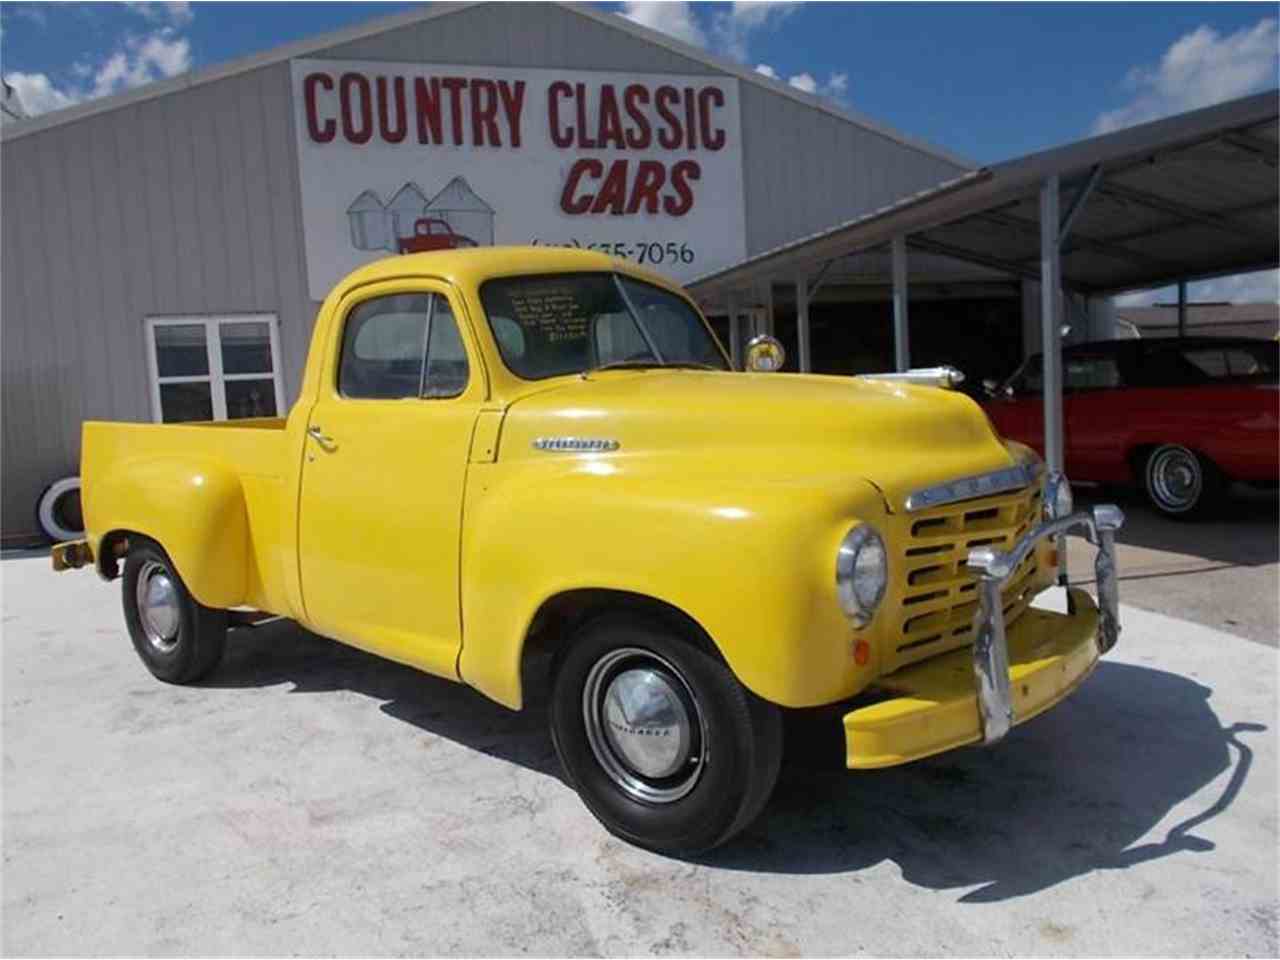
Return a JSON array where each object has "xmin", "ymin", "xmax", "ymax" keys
[
  {"xmin": 212, "ymin": 623, "xmax": 1262, "ymax": 904},
  {"xmin": 715, "ymin": 662, "xmax": 1264, "ymax": 902}
]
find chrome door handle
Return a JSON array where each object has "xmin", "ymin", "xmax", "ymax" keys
[{"xmin": 307, "ymin": 425, "xmax": 337, "ymax": 450}]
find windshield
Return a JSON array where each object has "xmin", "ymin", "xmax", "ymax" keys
[{"xmin": 478, "ymin": 272, "xmax": 729, "ymax": 380}]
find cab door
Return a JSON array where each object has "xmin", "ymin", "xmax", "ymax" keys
[{"xmin": 297, "ymin": 281, "xmax": 480, "ymax": 678}]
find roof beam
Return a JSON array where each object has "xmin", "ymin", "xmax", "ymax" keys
[
  {"xmin": 979, "ymin": 211, "xmax": 1188, "ymax": 273},
  {"xmin": 906, "ymin": 236, "xmax": 1044, "ymax": 284},
  {"xmin": 1221, "ymin": 131, "xmax": 1279, "ymax": 167},
  {"xmin": 1059, "ymin": 196, "xmax": 1279, "ymax": 254},
  {"xmin": 1098, "ymin": 182, "xmax": 1277, "ymax": 244}
]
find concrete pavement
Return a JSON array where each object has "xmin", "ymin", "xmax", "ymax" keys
[
  {"xmin": 1068, "ymin": 486, "xmax": 1277, "ymax": 647},
  {"xmin": 2, "ymin": 554, "xmax": 1276, "ymax": 956}
]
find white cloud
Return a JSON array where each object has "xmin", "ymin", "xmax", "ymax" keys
[
  {"xmin": 1115, "ymin": 269, "xmax": 1280, "ymax": 307},
  {"xmin": 619, "ymin": 1, "xmax": 707, "ymax": 48},
  {"xmin": 786, "ymin": 70, "xmax": 849, "ymax": 103},
  {"xmin": 619, "ymin": 0, "xmax": 799, "ymax": 62},
  {"xmin": 755, "ymin": 62, "xmax": 848, "ymax": 104},
  {"xmin": 787, "ymin": 72, "xmax": 816, "ymax": 94},
  {"xmin": 710, "ymin": 1, "xmax": 797, "ymax": 62},
  {"xmin": 4, "ymin": 26, "xmax": 192, "ymax": 118},
  {"xmin": 6, "ymin": 70, "xmax": 76, "ymax": 115},
  {"xmin": 124, "ymin": 2, "xmax": 193, "ymax": 27},
  {"xmin": 1093, "ymin": 18, "xmax": 1279, "ymax": 134}
]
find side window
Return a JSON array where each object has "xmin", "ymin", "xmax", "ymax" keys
[
  {"xmin": 1013, "ymin": 358, "xmax": 1043, "ymax": 395},
  {"xmin": 339, "ymin": 294, "xmax": 429, "ymax": 399},
  {"xmin": 1135, "ymin": 345, "xmax": 1210, "ymax": 387},
  {"xmin": 1183, "ymin": 345, "xmax": 1276, "ymax": 381},
  {"xmin": 1182, "ymin": 348, "xmax": 1229, "ymax": 379},
  {"xmin": 1063, "ymin": 355, "xmax": 1121, "ymax": 390},
  {"xmin": 422, "ymin": 297, "xmax": 470, "ymax": 398}
]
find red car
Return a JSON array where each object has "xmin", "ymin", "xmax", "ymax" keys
[
  {"xmin": 984, "ymin": 337, "xmax": 1279, "ymax": 517},
  {"xmin": 397, "ymin": 217, "xmax": 479, "ymax": 254}
]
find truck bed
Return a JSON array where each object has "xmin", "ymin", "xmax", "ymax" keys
[{"xmin": 81, "ymin": 417, "xmax": 295, "ymax": 614}]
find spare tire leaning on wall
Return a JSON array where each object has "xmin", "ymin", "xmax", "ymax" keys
[{"xmin": 37, "ymin": 476, "xmax": 84, "ymax": 542}]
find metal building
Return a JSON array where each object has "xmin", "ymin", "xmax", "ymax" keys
[{"xmin": 0, "ymin": 0, "xmax": 970, "ymax": 542}]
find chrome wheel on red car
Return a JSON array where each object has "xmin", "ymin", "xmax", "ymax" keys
[{"xmin": 1143, "ymin": 444, "xmax": 1222, "ymax": 519}]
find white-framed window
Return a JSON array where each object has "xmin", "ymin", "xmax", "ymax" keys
[{"xmin": 145, "ymin": 314, "xmax": 286, "ymax": 423}]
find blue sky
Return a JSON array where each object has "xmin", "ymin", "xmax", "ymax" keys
[{"xmin": 3, "ymin": 1, "xmax": 1277, "ymax": 301}]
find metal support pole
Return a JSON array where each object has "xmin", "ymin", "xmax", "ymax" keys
[
  {"xmin": 727, "ymin": 290, "xmax": 741, "ymax": 370},
  {"xmin": 762, "ymin": 279, "xmax": 775, "ymax": 336},
  {"xmin": 1040, "ymin": 176, "xmax": 1064, "ymax": 476},
  {"xmin": 892, "ymin": 235, "xmax": 910, "ymax": 372},
  {"xmin": 796, "ymin": 275, "xmax": 811, "ymax": 373},
  {"xmin": 1177, "ymin": 280, "xmax": 1188, "ymax": 338}
]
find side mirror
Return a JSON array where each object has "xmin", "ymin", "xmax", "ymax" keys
[{"xmin": 744, "ymin": 334, "xmax": 786, "ymax": 373}]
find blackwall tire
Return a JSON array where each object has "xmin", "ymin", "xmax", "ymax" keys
[
  {"xmin": 550, "ymin": 613, "xmax": 782, "ymax": 856},
  {"xmin": 1143, "ymin": 444, "xmax": 1223, "ymax": 519},
  {"xmin": 121, "ymin": 540, "xmax": 227, "ymax": 684},
  {"xmin": 36, "ymin": 476, "xmax": 83, "ymax": 542}
]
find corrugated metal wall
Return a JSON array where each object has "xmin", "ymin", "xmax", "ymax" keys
[
  {"xmin": 0, "ymin": 62, "xmax": 312, "ymax": 538},
  {"xmin": 0, "ymin": 1, "xmax": 965, "ymax": 541}
]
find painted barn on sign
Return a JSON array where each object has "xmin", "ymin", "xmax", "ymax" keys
[
  {"xmin": 426, "ymin": 176, "xmax": 495, "ymax": 247},
  {"xmin": 386, "ymin": 181, "xmax": 429, "ymax": 249},
  {"xmin": 347, "ymin": 189, "xmax": 389, "ymax": 251}
]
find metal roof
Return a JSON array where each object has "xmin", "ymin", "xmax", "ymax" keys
[
  {"xmin": 690, "ymin": 91, "xmax": 1279, "ymax": 300},
  {"xmin": 0, "ymin": 1, "xmax": 969, "ymax": 166}
]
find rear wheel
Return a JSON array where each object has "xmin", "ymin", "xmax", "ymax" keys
[
  {"xmin": 550, "ymin": 612, "xmax": 782, "ymax": 856},
  {"xmin": 1143, "ymin": 444, "xmax": 1223, "ymax": 519},
  {"xmin": 122, "ymin": 540, "xmax": 227, "ymax": 683}
]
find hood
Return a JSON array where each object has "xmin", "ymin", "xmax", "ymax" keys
[{"xmin": 499, "ymin": 370, "xmax": 1019, "ymax": 511}]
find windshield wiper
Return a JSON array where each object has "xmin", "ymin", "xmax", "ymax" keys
[{"xmin": 584, "ymin": 359, "xmax": 719, "ymax": 376}]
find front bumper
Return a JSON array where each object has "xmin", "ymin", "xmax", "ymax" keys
[{"xmin": 844, "ymin": 504, "xmax": 1124, "ymax": 769}]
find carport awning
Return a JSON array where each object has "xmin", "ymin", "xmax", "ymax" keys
[{"xmin": 691, "ymin": 91, "xmax": 1279, "ymax": 301}]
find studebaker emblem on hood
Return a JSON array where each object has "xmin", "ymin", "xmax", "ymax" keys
[
  {"xmin": 904, "ymin": 463, "xmax": 1041, "ymax": 512},
  {"xmin": 533, "ymin": 437, "xmax": 621, "ymax": 453}
]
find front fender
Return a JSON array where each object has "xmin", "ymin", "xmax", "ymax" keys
[
  {"xmin": 87, "ymin": 456, "xmax": 250, "ymax": 609},
  {"xmin": 459, "ymin": 457, "xmax": 888, "ymax": 710}
]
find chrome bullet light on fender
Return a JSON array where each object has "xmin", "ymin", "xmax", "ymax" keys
[
  {"xmin": 1044, "ymin": 471, "xmax": 1074, "ymax": 520},
  {"xmin": 836, "ymin": 524, "xmax": 888, "ymax": 627}
]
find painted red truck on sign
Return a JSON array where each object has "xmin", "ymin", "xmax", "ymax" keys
[
  {"xmin": 983, "ymin": 337, "xmax": 1279, "ymax": 518},
  {"xmin": 397, "ymin": 218, "xmax": 479, "ymax": 254}
]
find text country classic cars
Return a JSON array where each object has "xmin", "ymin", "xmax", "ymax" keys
[{"xmin": 302, "ymin": 68, "xmax": 731, "ymax": 217}]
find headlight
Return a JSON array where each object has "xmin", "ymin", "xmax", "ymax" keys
[
  {"xmin": 1044, "ymin": 471, "xmax": 1073, "ymax": 520},
  {"xmin": 836, "ymin": 524, "xmax": 887, "ymax": 627}
]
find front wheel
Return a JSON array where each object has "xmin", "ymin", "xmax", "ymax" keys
[
  {"xmin": 1143, "ymin": 444, "xmax": 1223, "ymax": 519},
  {"xmin": 122, "ymin": 540, "xmax": 227, "ymax": 683},
  {"xmin": 550, "ymin": 613, "xmax": 782, "ymax": 856}
]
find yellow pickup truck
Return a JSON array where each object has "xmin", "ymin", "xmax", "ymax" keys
[{"xmin": 54, "ymin": 247, "xmax": 1123, "ymax": 855}]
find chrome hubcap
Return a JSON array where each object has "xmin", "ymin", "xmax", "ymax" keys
[
  {"xmin": 136, "ymin": 560, "xmax": 180, "ymax": 653},
  {"xmin": 583, "ymin": 647, "xmax": 705, "ymax": 803},
  {"xmin": 1150, "ymin": 446, "xmax": 1201, "ymax": 511}
]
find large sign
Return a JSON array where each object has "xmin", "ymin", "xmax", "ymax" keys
[{"xmin": 291, "ymin": 58, "xmax": 747, "ymax": 300}]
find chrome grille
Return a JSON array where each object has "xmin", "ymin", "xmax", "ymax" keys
[{"xmin": 888, "ymin": 485, "xmax": 1042, "ymax": 672}]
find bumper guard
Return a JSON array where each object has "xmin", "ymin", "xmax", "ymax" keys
[{"xmin": 965, "ymin": 503, "xmax": 1124, "ymax": 746}]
